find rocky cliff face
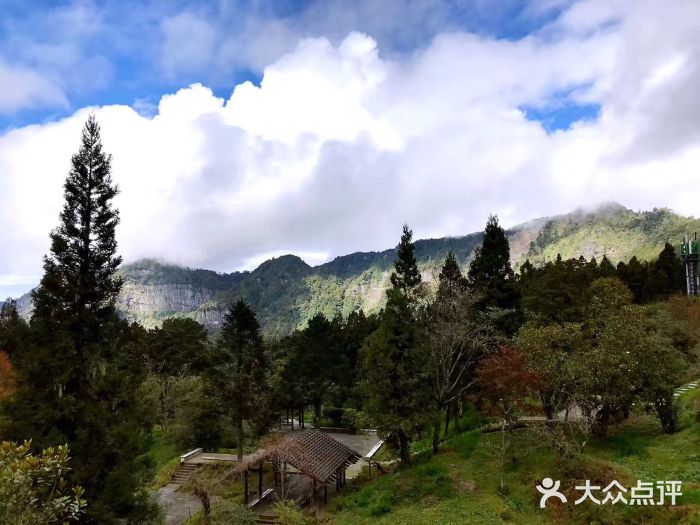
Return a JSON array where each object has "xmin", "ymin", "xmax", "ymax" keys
[{"xmin": 117, "ymin": 283, "xmax": 228, "ymax": 328}]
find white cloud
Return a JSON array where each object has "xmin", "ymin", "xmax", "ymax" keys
[
  {"xmin": 2, "ymin": 0, "xmax": 700, "ymax": 298},
  {"xmin": 161, "ymin": 12, "xmax": 217, "ymax": 77},
  {"xmin": 0, "ymin": 59, "xmax": 67, "ymax": 113}
]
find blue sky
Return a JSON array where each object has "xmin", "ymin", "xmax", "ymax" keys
[
  {"xmin": 0, "ymin": 0, "xmax": 577, "ymax": 131},
  {"xmin": 2, "ymin": 0, "xmax": 700, "ymax": 298}
]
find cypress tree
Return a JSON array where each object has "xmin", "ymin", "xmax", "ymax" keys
[
  {"xmin": 467, "ymin": 215, "xmax": 522, "ymax": 334},
  {"xmin": 361, "ymin": 225, "xmax": 431, "ymax": 465},
  {"xmin": 5, "ymin": 116, "xmax": 156, "ymax": 523}
]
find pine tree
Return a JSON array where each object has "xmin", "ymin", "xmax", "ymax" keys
[
  {"xmin": 467, "ymin": 215, "xmax": 522, "ymax": 334},
  {"xmin": 5, "ymin": 116, "xmax": 156, "ymax": 524},
  {"xmin": 437, "ymin": 251, "xmax": 467, "ymax": 297},
  {"xmin": 214, "ymin": 299, "xmax": 268, "ymax": 460},
  {"xmin": 360, "ymin": 225, "xmax": 431, "ymax": 465}
]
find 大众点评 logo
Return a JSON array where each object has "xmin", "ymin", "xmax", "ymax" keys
[{"xmin": 536, "ymin": 478, "xmax": 682, "ymax": 508}]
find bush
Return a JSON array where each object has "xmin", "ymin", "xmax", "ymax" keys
[
  {"xmin": 272, "ymin": 500, "xmax": 313, "ymax": 525},
  {"xmin": 209, "ymin": 500, "xmax": 256, "ymax": 525}
]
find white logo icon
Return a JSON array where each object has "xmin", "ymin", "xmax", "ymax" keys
[{"xmin": 536, "ymin": 478, "xmax": 567, "ymax": 508}]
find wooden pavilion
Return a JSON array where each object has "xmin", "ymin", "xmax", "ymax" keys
[{"xmin": 233, "ymin": 429, "xmax": 361, "ymax": 507}]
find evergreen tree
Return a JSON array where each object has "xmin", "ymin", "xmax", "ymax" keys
[
  {"xmin": 598, "ymin": 255, "xmax": 617, "ymax": 278},
  {"xmin": 294, "ymin": 313, "xmax": 338, "ymax": 427},
  {"xmin": 360, "ymin": 225, "xmax": 431, "ymax": 465},
  {"xmin": 0, "ymin": 299, "xmax": 28, "ymax": 358},
  {"xmin": 646, "ymin": 243, "xmax": 684, "ymax": 300},
  {"xmin": 146, "ymin": 318, "xmax": 210, "ymax": 375},
  {"xmin": 4, "ymin": 116, "xmax": 157, "ymax": 524},
  {"xmin": 467, "ymin": 216, "xmax": 522, "ymax": 334},
  {"xmin": 214, "ymin": 299, "xmax": 268, "ymax": 459},
  {"xmin": 335, "ymin": 310, "xmax": 379, "ymax": 410},
  {"xmin": 617, "ymin": 256, "xmax": 648, "ymax": 303},
  {"xmin": 437, "ymin": 251, "xmax": 467, "ymax": 296}
]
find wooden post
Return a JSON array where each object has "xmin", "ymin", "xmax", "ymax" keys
[
  {"xmin": 312, "ymin": 479, "xmax": 317, "ymax": 505},
  {"xmin": 324, "ymin": 485, "xmax": 328, "ymax": 504},
  {"xmin": 258, "ymin": 461, "xmax": 263, "ymax": 499},
  {"xmin": 244, "ymin": 470, "xmax": 249, "ymax": 505},
  {"xmin": 281, "ymin": 462, "xmax": 286, "ymax": 501}
]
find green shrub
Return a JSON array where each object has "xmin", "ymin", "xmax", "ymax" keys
[
  {"xmin": 209, "ymin": 500, "xmax": 256, "ymax": 525},
  {"xmin": 272, "ymin": 500, "xmax": 313, "ymax": 525}
]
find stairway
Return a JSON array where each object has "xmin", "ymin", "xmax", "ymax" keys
[{"xmin": 171, "ymin": 462, "xmax": 198, "ymax": 484}]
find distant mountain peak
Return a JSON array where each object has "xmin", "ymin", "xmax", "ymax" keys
[{"xmin": 253, "ymin": 254, "xmax": 312, "ymax": 276}]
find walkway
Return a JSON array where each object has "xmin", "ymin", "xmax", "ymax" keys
[
  {"xmin": 674, "ymin": 378, "xmax": 699, "ymax": 398},
  {"xmin": 157, "ymin": 483, "xmax": 202, "ymax": 525}
]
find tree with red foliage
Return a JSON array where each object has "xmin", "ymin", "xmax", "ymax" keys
[
  {"xmin": 475, "ymin": 346, "xmax": 541, "ymax": 428},
  {"xmin": 0, "ymin": 351, "xmax": 14, "ymax": 398},
  {"xmin": 475, "ymin": 346, "xmax": 541, "ymax": 494}
]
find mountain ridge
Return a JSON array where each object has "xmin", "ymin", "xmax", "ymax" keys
[{"xmin": 9, "ymin": 203, "xmax": 700, "ymax": 336}]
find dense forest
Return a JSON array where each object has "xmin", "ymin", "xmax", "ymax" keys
[{"xmin": 1, "ymin": 118, "xmax": 699, "ymax": 524}]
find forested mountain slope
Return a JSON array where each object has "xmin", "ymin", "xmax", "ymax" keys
[{"xmin": 11, "ymin": 203, "xmax": 700, "ymax": 336}]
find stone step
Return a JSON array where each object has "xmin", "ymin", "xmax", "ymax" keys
[{"xmin": 171, "ymin": 463, "xmax": 199, "ymax": 484}]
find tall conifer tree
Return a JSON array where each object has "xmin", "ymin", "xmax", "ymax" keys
[
  {"xmin": 467, "ymin": 215, "xmax": 522, "ymax": 334},
  {"xmin": 361, "ymin": 225, "xmax": 431, "ymax": 465},
  {"xmin": 214, "ymin": 299, "xmax": 268, "ymax": 460},
  {"xmin": 6, "ymin": 116, "xmax": 156, "ymax": 524}
]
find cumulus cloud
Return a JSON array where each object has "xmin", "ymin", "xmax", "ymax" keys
[{"xmin": 1, "ymin": 0, "xmax": 700, "ymax": 297}]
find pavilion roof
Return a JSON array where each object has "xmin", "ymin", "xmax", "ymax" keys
[{"xmin": 233, "ymin": 429, "xmax": 361, "ymax": 483}]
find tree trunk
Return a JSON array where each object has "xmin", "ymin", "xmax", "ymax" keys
[
  {"xmin": 454, "ymin": 399, "xmax": 462, "ymax": 433},
  {"xmin": 432, "ymin": 418, "xmax": 441, "ymax": 454},
  {"xmin": 237, "ymin": 416, "xmax": 244, "ymax": 460},
  {"xmin": 444, "ymin": 404, "xmax": 451, "ymax": 438},
  {"xmin": 314, "ymin": 400, "xmax": 322, "ymax": 428},
  {"xmin": 594, "ymin": 406, "xmax": 610, "ymax": 438},
  {"xmin": 398, "ymin": 429, "xmax": 411, "ymax": 465}
]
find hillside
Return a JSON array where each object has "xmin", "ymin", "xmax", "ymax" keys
[
  {"xmin": 326, "ymin": 385, "xmax": 700, "ymax": 525},
  {"xmin": 11, "ymin": 203, "xmax": 700, "ymax": 336}
]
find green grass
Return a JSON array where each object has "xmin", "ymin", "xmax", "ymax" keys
[
  {"xmin": 328, "ymin": 397, "xmax": 700, "ymax": 525},
  {"xmin": 137, "ymin": 427, "xmax": 182, "ymax": 490}
]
